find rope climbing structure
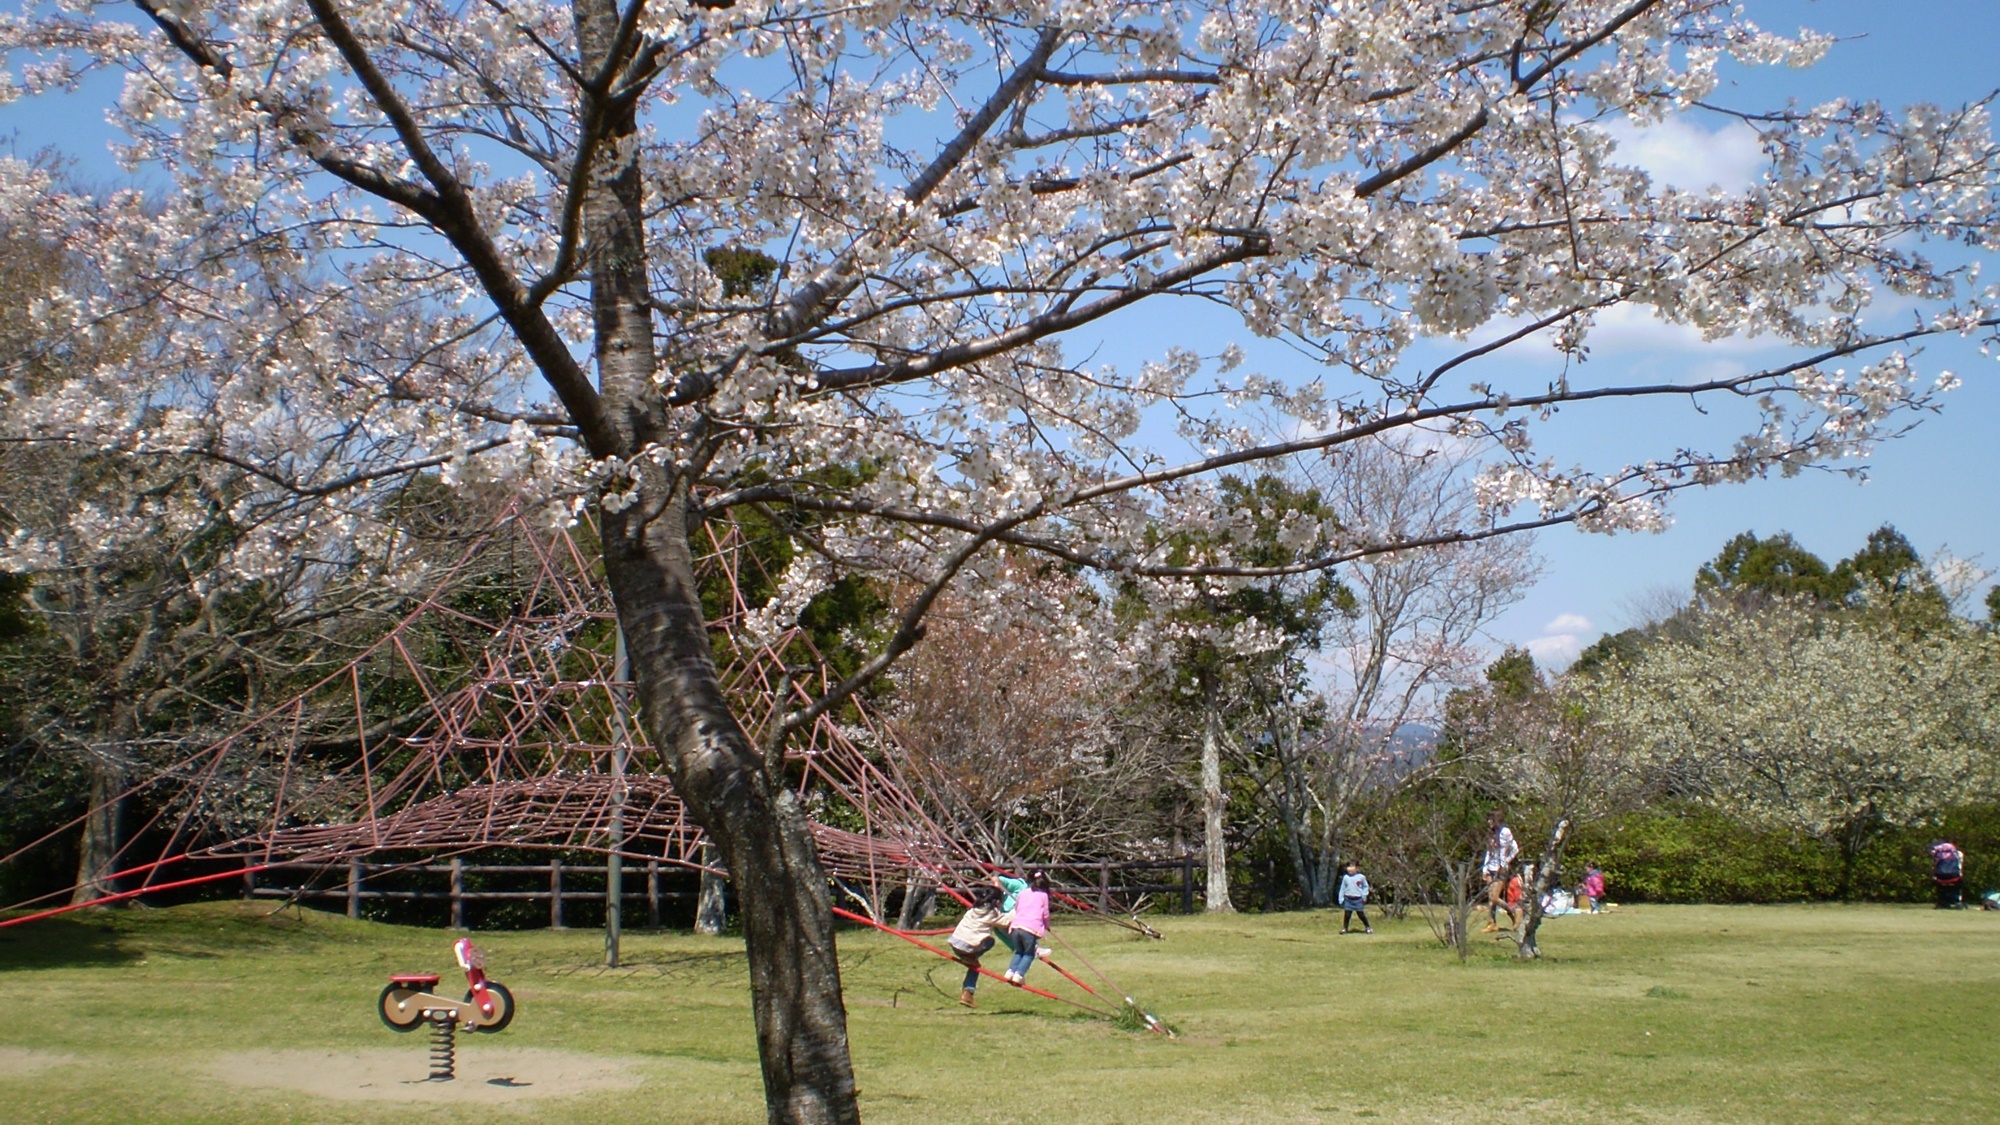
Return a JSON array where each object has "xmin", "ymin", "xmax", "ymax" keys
[
  {"xmin": 0, "ymin": 505, "xmax": 1155, "ymax": 937},
  {"xmin": 0, "ymin": 503, "xmax": 1175, "ymax": 1032}
]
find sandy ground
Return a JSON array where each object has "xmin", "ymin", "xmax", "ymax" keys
[
  {"xmin": 0, "ymin": 1047, "xmax": 76, "ymax": 1079},
  {"xmin": 211, "ymin": 1047, "xmax": 645, "ymax": 1102}
]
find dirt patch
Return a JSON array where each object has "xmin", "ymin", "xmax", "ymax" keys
[
  {"xmin": 0, "ymin": 1047, "xmax": 76, "ymax": 1079},
  {"xmin": 211, "ymin": 1047, "xmax": 644, "ymax": 1102}
]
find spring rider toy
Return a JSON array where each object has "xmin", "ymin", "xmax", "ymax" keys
[{"xmin": 377, "ymin": 938, "xmax": 515, "ymax": 1080}]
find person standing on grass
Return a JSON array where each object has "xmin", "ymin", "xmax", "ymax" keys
[
  {"xmin": 1479, "ymin": 809, "xmax": 1520, "ymax": 933},
  {"xmin": 1931, "ymin": 842, "xmax": 1965, "ymax": 909},
  {"xmin": 1003, "ymin": 871, "xmax": 1052, "ymax": 984},
  {"xmin": 1337, "ymin": 860, "xmax": 1373, "ymax": 934},
  {"xmin": 947, "ymin": 883, "xmax": 1008, "ymax": 1007},
  {"xmin": 1580, "ymin": 864, "xmax": 1606, "ymax": 913}
]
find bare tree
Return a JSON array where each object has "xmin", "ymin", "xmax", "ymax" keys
[
  {"xmin": 1239, "ymin": 440, "xmax": 1538, "ymax": 904},
  {"xmin": 886, "ymin": 577, "xmax": 1173, "ymax": 864}
]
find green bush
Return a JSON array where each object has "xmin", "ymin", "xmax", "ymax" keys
[{"xmin": 1565, "ymin": 803, "xmax": 2000, "ymax": 904}]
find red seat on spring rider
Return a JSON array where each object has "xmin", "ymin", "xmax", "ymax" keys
[{"xmin": 389, "ymin": 973, "xmax": 441, "ymax": 988}]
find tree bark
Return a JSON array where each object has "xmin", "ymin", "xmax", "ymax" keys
[
  {"xmin": 696, "ymin": 842, "xmax": 729, "ymax": 936},
  {"xmin": 71, "ymin": 757, "xmax": 124, "ymax": 906},
  {"xmin": 602, "ymin": 490, "xmax": 858, "ymax": 1125},
  {"xmin": 895, "ymin": 875, "xmax": 935, "ymax": 931},
  {"xmin": 1201, "ymin": 671, "xmax": 1234, "ymax": 913},
  {"xmin": 1515, "ymin": 816, "xmax": 1571, "ymax": 959},
  {"xmin": 566, "ymin": 1, "xmax": 856, "ymax": 1114}
]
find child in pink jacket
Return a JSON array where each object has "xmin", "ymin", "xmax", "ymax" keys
[
  {"xmin": 1003, "ymin": 871, "xmax": 1052, "ymax": 984},
  {"xmin": 1580, "ymin": 864, "xmax": 1606, "ymax": 913}
]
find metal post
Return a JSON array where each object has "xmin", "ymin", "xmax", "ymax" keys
[
  {"xmin": 550, "ymin": 858, "xmax": 565, "ymax": 930},
  {"xmin": 450, "ymin": 857, "xmax": 465, "ymax": 930},
  {"xmin": 241, "ymin": 861, "xmax": 255, "ymax": 901},
  {"xmin": 347, "ymin": 859, "xmax": 362, "ymax": 920},
  {"xmin": 1181, "ymin": 854, "xmax": 1194, "ymax": 914}
]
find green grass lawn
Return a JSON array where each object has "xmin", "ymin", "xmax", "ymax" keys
[{"xmin": 1, "ymin": 899, "xmax": 1994, "ymax": 1123}]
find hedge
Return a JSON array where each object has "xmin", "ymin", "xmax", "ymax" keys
[{"xmin": 1561, "ymin": 803, "xmax": 2000, "ymax": 904}]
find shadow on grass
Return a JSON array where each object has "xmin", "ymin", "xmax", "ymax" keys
[{"xmin": 0, "ymin": 913, "xmax": 144, "ymax": 971}]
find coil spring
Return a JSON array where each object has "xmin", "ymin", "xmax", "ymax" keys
[{"xmin": 427, "ymin": 1015, "xmax": 458, "ymax": 1081}]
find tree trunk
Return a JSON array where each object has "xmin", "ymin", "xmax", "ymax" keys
[
  {"xmin": 1201, "ymin": 673, "xmax": 1234, "ymax": 913},
  {"xmin": 1834, "ymin": 813, "xmax": 1876, "ymax": 902},
  {"xmin": 71, "ymin": 757, "xmax": 123, "ymax": 906},
  {"xmin": 568, "ymin": 3, "xmax": 854, "ymax": 1110},
  {"xmin": 895, "ymin": 876, "xmax": 935, "ymax": 931},
  {"xmin": 1515, "ymin": 816, "xmax": 1571, "ymax": 960},
  {"xmin": 1445, "ymin": 857, "xmax": 1474, "ymax": 962},
  {"xmin": 602, "ymin": 491, "xmax": 858, "ymax": 1125},
  {"xmin": 696, "ymin": 842, "xmax": 729, "ymax": 936}
]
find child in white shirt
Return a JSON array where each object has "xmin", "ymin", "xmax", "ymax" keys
[{"xmin": 1337, "ymin": 860, "xmax": 1373, "ymax": 934}]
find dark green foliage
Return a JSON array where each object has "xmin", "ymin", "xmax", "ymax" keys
[
  {"xmin": 1695, "ymin": 524, "xmax": 1949, "ymax": 621},
  {"xmin": 1582, "ymin": 525, "xmax": 1965, "ymax": 677},
  {"xmin": 0, "ymin": 571, "xmax": 30, "ymax": 641},
  {"xmin": 1832, "ymin": 524, "xmax": 1927, "ymax": 600},
  {"xmin": 1566, "ymin": 803, "xmax": 2000, "ymax": 904},
  {"xmin": 1483, "ymin": 645, "xmax": 1539, "ymax": 699},
  {"xmin": 1988, "ymin": 584, "xmax": 2000, "ymax": 627},
  {"xmin": 1832, "ymin": 524, "xmax": 1951, "ymax": 628},
  {"xmin": 1125, "ymin": 473, "xmax": 1353, "ymax": 667},
  {"xmin": 1570, "ymin": 627, "xmax": 1647, "ymax": 676},
  {"xmin": 1696, "ymin": 530, "xmax": 1847, "ymax": 605},
  {"xmin": 691, "ymin": 468, "xmax": 892, "ymax": 687},
  {"xmin": 704, "ymin": 245, "xmax": 779, "ymax": 298}
]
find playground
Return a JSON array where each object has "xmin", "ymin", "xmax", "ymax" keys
[{"xmin": 1, "ymin": 900, "xmax": 1993, "ymax": 1124}]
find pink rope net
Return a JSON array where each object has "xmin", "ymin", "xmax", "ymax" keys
[{"xmin": 3, "ymin": 506, "xmax": 1026, "ymax": 920}]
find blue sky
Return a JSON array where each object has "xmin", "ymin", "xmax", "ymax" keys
[
  {"xmin": 4, "ymin": 0, "xmax": 1995, "ymax": 668},
  {"xmin": 1081, "ymin": 1, "xmax": 2000, "ymax": 664},
  {"xmin": 1487, "ymin": 0, "xmax": 2000, "ymax": 662}
]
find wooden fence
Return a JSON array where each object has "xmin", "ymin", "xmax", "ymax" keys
[
  {"xmin": 244, "ymin": 855, "xmax": 1208, "ymax": 929},
  {"xmin": 244, "ymin": 858, "xmax": 699, "ymax": 930}
]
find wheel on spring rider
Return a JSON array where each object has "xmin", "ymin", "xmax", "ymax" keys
[
  {"xmin": 467, "ymin": 980, "xmax": 515, "ymax": 1033},
  {"xmin": 378, "ymin": 983, "xmax": 427, "ymax": 1032}
]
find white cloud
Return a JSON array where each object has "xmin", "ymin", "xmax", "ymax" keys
[
  {"xmin": 1574, "ymin": 303, "xmax": 1774, "ymax": 359},
  {"xmin": 1601, "ymin": 116, "xmax": 1765, "ymax": 194},
  {"xmin": 1524, "ymin": 613, "xmax": 1597, "ymax": 667},
  {"xmin": 1542, "ymin": 612, "xmax": 1594, "ymax": 636},
  {"xmin": 1456, "ymin": 301, "xmax": 1776, "ymax": 366}
]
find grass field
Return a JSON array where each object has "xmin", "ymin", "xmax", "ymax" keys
[{"xmin": 0, "ymin": 899, "xmax": 1995, "ymax": 1123}]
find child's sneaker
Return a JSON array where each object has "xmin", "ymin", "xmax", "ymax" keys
[{"xmin": 1364, "ymin": 926, "xmax": 1373, "ymax": 934}]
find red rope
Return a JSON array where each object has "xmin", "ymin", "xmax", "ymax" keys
[
  {"xmin": 831, "ymin": 906, "xmax": 1115, "ymax": 1016},
  {"xmin": 1041, "ymin": 955, "xmax": 1108, "ymax": 1001},
  {"xmin": 0, "ymin": 864, "xmax": 277, "ymax": 930},
  {"xmin": 1051, "ymin": 930, "xmax": 1132, "ymax": 1004}
]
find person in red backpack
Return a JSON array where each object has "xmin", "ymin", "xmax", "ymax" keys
[{"xmin": 1931, "ymin": 842, "xmax": 1965, "ymax": 909}]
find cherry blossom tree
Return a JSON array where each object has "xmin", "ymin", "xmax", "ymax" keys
[
  {"xmin": 1453, "ymin": 673, "xmax": 1647, "ymax": 957},
  {"xmin": 1599, "ymin": 597, "xmax": 2000, "ymax": 898},
  {"xmin": 5, "ymin": 1, "xmax": 2000, "ymax": 1120}
]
